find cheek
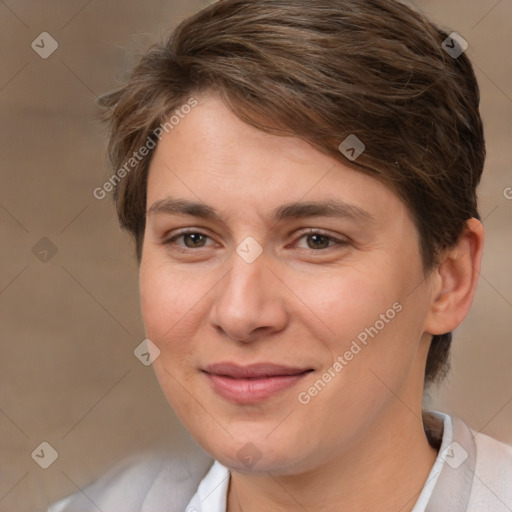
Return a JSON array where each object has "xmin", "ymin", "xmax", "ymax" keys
[
  {"xmin": 139, "ymin": 261, "xmax": 173, "ymax": 342},
  {"xmin": 139, "ymin": 258, "xmax": 203, "ymax": 412},
  {"xmin": 294, "ymin": 260, "xmax": 423, "ymax": 380},
  {"xmin": 294, "ymin": 266, "xmax": 398, "ymax": 342},
  {"xmin": 139, "ymin": 278, "xmax": 192, "ymax": 396},
  {"xmin": 139, "ymin": 255, "xmax": 207, "ymax": 343}
]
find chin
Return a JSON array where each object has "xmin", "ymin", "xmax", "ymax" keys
[{"xmin": 196, "ymin": 431, "xmax": 307, "ymax": 475}]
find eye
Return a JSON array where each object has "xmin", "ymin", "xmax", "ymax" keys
[
  {"xmin": 293, "ymin": 231, "xmax": 348, "ymax": 250},
  {"xmin": 164, "ymin": 230, "xmax": 214, "ymax": 249},
  {"xmin": 162, "ymin": 229, "xmax": 348, "ymax": 253}
]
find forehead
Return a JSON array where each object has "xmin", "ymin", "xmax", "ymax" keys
[{"xmin": 146, "ymin": 93, "xmax": 407, "ymax": 226}]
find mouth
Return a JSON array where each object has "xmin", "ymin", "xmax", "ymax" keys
[{"xmin": 202, "ymin": 363, "xmax": 314, "ymax": 403}]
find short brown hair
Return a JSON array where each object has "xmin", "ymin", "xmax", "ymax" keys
[{"xmin": 98, "ymin": 0, "xmax": 485, "ymax": 386}]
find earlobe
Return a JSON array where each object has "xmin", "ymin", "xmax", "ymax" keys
[{"xmin": 425, "ymin": 218, "xmax": 485, "ymax": 335}]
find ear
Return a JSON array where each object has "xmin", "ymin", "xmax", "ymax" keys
[{"xmin": 424, "ymin": 218, "xmax": 485, "ymax": 335}]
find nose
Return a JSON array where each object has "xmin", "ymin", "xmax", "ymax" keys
[{"xmin": 209, "ymin": 246, "xmax": 289, "ymax": 343}]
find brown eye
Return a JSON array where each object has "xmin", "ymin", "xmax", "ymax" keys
[
  {"xmin": 164, "ymin": 230, "xmax": 214, "ymax": 250},
  {"xmin": 306, "ymin": 234, "xmax": 333, "ymax": 250},
  {"xmin": 182, "ymin": 233, "xmax": 207, "ymax": 248},
  {"xmin": 293, "ymin": 231, "xmax": 347, "ymax": 251}
]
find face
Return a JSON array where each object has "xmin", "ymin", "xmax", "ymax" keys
[{"xmin": 140, "ymin": 92, "xmax": 436, "ymax": 475}]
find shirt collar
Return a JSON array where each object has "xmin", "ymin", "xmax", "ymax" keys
[{"xmin": 424, "ymin": 411, "xmax": 476, "ymax": 512}]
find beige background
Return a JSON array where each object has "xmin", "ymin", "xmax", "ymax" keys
[{"xmin": 1, "ymin": 1, "xmax": 510, "ymax": 511}]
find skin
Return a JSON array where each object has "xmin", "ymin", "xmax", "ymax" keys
[{"xmin": 139, "ymin": 91, "xmax": 484, "ymax": 512}]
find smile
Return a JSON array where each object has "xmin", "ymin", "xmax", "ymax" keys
[{"xmin": 202, "ymin": 363, "xmax": 314, "ymax": 404}]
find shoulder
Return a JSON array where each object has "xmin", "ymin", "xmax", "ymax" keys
[
  {"xmin": 48, "ymin": 448, "xmax": 214, "ymax": 512},
  {"xmin": 468, "ymin": 426, "xmax": 512, "ymax": 511}
]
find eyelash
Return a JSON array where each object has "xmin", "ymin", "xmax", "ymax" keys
[{"xmin": 162, "ymin": 229, "xmax": 349, "ymax": 252}]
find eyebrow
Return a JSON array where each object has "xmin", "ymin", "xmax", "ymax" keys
[{"xmin": 146, "ymin": 197, "xmax": 375, "ymax": 224}]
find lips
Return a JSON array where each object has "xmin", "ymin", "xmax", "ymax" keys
[
  {"xmin": 203, "ymin": 362, "xmax": 312, "ymax": 378},
  {"xmin": 202, "ymin": 363, "xmax": 313, "ymax": 403}
]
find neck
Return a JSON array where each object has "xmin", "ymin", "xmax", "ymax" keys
[{"xmin": 227, "ymin": 406, "xmax": 438, "ymax": 512}]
